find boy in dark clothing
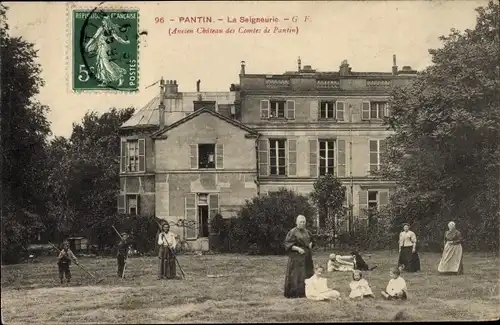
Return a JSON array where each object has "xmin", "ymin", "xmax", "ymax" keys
[
  {"xmin": 117, "ymin": 232, "xmax": 133, "ymax": 278},
  {"xmin": 57, "ymin": 241, "xmax": 78, "ymax": 284}
]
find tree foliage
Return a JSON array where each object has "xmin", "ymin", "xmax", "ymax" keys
[
  {"xmin": 310, "ymin": 174, "xmax": 347, "ymax": 236},
  {"xmin": 227, "ymin": 188, "xmax": 316, "ymax": 255},
  {"xmin": 45, "ymin": 108, "xmax": 135, "ymax": 240},
  {"xmin": 1, "ymin": 4, "xmax": 52, "ymax": 263},
  {"xmin": 380, "ymin": 1, "xmax": 500, "ymax": 251}
]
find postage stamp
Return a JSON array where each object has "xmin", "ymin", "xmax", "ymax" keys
[{"xmin": 72, "ymin": 8, "xmax": 139, "ymax": 92}]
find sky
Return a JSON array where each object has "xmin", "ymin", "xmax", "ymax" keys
[{"xmin": 4, "ymin": 0, "xmax": 488, "ymax": 138}]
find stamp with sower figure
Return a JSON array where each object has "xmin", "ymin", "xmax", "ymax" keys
[{"xmin": 72, "ymin": 8, "xmax": 139, "ymax": 91}]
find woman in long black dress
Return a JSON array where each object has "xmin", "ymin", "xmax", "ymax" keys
[
  {"xmin": 284, "ymin": 214, "xmax": 314, "ymax": 298},
  {"xmin": 397, "ymin": 223, "xmax": 421, "ymax": 272}
]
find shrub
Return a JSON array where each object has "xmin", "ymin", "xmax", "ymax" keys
[
  {"xmin": 226, "ymin": 188, "xmax": 316, "ymax": 255},
  {"xmin": 1, "ymin": 209, "xmax": 45, "ymax": 264},
  {"xmin": 90, "ymin": 213, "xmax": 159, "ymax": 255}
]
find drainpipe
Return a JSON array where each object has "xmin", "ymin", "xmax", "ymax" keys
[
  {"xmin": 255, "ymin": 135, "xmax": 261, "ymax": 196},
  {"xmin": 349, "ymin": 104, "xmax": 354, "ymax": 236}
]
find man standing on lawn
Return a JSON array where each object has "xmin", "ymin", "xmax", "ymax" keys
[
  {"xmin": 57, "ymin": 241, "xmax": 78, "ymax": 285},
  {"xmin": 117, "ymin": 232, "xmax": 133, "ymax": 278}
]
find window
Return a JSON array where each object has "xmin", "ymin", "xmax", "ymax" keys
[
  {"xmin": 269, "ymin": 139, "xmax": 286, "ymax": 175},
  {"xmin": 127, "ymin": 194, "xmax": 139, "ymax": 215},
  {"xmin": 320, "ymin": 101, "xmax": 335, "ymax": 119},
  {"xmin": 368, "ymin": 191, "xmax": 378, "ymax": 211},
  {"xmin": 121, "ymin": 139, "xmax": 146, "ymax": 173},
  {"xmin": 198, "ymin": 144, "xmax": 216, "ymax": 169},
  {"xmin": 270, "ymin": 100, "xmax": 286, "ymax": 118},
  {"xmin": 127, "ymin": 141, "xmax": 139, "ymax": 172},
  {"xmin": 362, "ymin": 101, "xmax": 389, "ymax": 120},
  {"xmin": 319, "ymin": 140, "xmax": 335, "ymax": 176},
  {"xmin": 369, "ymin": 139, "xmax": 387, "ymax": 173}
]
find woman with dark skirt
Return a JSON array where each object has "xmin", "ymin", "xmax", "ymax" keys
[
  {"xmin": 397, "ymin": 223, "xmax": 421, "ymax": 272},
  {"xmin": 284, "ymin": 214, "xmax": 314, "ymax": 298}
]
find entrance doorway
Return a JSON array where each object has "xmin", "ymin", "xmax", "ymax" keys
[{"xmin": 198, "ymin": 206, "xmax": 209, "ymax": 237}]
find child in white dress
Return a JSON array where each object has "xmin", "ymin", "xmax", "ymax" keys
[
  {"xmin": 305, "ymin": 265, "xmax": 341, "ymax": 301},
  {"xmin": 381, "ymin": 267, "xmax": 408, "ymax": 300},
  {"xmin": 349, "ymin": 270, "xmax": 374, "ymax": 299}
]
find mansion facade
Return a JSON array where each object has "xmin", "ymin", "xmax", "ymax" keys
[{"xmin": 118, "ymin": 56, "xmax": 417, "ymax": 251}]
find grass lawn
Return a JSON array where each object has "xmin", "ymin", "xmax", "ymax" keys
[{"xmin": 1, "ymin": 250, "xmax": 499, "ymax": 323}]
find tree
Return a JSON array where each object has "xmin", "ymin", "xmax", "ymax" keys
[
  {"xmin": 310, "ymin": 174, "xmax": 347, "ymax": 242},
  {"xmin": 45, "ymin": 108, "xmax": 135, "ymax": 241},
  {"xmin": 380, "ymin": 1, "xmax": 500, "ymax": 251},
  {"xmin": 1, "ymin": 4, "xmax": 52, "ymax": 263},
  {"xmin": 228, "ymin": 188, "xmax": 316, "ymax": 255}
]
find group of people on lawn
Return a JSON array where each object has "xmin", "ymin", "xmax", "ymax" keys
[
  {"xmin": 55, "ymin": 212, "xmax": 464, "ymax": 296},
  {"xmin": 56, "ymin": 222, "xmax": 179, "ymax": 284},
  {"xmin": 284, "ymin": 214, "xmax": 464, "ymax": 301}
]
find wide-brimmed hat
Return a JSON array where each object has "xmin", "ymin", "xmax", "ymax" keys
[{"xmin": 121, "ymin": 232, "xmax": 128, "ymax": 237}]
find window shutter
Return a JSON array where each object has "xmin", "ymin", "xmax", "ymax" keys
[
  {"xmin": 385, "ymin": 104, "xmax": 391, "ymax": 117},
  {"xmin": 120, "ymin": 140, "xmax": 127, "ymax": 173},
  {"xmin": 337, "ymin": 140, "xmax": 346, "ymax": 177},
  {"xmin": 369, "ymin": 140, "xmax": 378, "ymax": 173},
  {"xmin": 190, "ymin": 144, "xmax": 198, "ymax": 169},
  {"xmin": 135, "ymin": 194, "xmax": 140, "ymax": 216},
  {"xmin": 120, "ymin": 178, "xmax": 125, "ymax": 192},
  {"xmin": 362, "ymin": 102, "xmax": 370, "ymax": 120},
  {"xmin": 313, "ymin": 100, "xmax": 320, "ymax": 120},
  {"xmin": 138, "ymin": 138, "xmax": 146, "ymax": 172},
  {"xmin": 379, "ymin": 191, "xmax": 389, "ymax": 209},
  {"xmin": 288, "ymin": 139, "xmax": 297, "ymax": 176},
  {"xmin": 359, "ymin": 190, "xmax": 368, "ymax": 218},
  {"xmin": 380, "ymin": 139, "xmax": 387, "ymax": 169},
  {"xmin": 216, "ymin": 144, "xmax": 224, "ymax": 169},
  {"xmin": 117, "ymin": 194, "xmax": 126, "ymax": 214},
  {"xmin": 258, "ymin": 139, "xmax": 268, "ymax": 176},
  {"xmin": 260, "ymin": 100, "xmax": 270, "ymax": 119},
  {"xmin": 208, "ymin": 194, "xmax": 219, "ymax": 219},
  {"xmin": 286, "ymin": 100, "xmax": 295, "ymax": 119},
  {"xmin": 185, "ymin": 194, "xmax": 197, "ymax": 239},
  {"xmin": 336, "ymin": 101, "xmax": 345, "ymax": 121},
  {"xmin": 309, "ymin": 139, "xmax": 318, "ymax": 178}
]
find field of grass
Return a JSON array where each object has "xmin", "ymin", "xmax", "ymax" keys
[{"xmin": 1, "ymin": 250, "xmax": 499, "ymax": 323}]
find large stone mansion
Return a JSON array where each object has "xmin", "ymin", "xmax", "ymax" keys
[{"xmin": 118, "ymin": 56, "xmax": 416, "ymax": 251}]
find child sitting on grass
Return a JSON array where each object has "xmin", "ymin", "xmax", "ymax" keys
[
  {"xmin": 305, "ymin": 265, "xmax": 341, "ymax": 301},
  {"xmin": 349, "ymin": 270, "xmax": 374, "ymax": 299},
  {"xmin": 381, "ymin": 267, "xmax": 408, "ymax": 300}
]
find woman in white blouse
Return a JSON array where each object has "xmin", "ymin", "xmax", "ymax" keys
[
  {"xmin": 397, "ymin": 223, "xmax": 420, "ymax": 272},
  {"xmin": 157, "ymin": 223, "xmax": 179, "ymax": 280}
]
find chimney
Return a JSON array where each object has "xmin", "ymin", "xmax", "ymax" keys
[
  {"xmin": 196, "ymin": 79, "xmax": 201, "ymax": 92},
  {"xmin": 159, "ymin": 77, "xmax": 166, "ymax": 129},
  {"xmin": 392, "ymin": 54, "xmax": 398, "ymax": 75},
  {"xmin": 298, "ymin": 56, "xmax": 302, "ymax": 71},
  {"xmin": 165, "ymin": 80, "xmax": 178, "ymax": 97},
  {"xmin": 339, "ymin": 60, "xmax": 351, "ymax": 76},
  {"xmin": 240, "ymin": 61, "xmax": 246, "ymax": 75}
]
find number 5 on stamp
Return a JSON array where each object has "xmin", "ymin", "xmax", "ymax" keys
[{"xmin": 72, "ymin": 9, "xmax": 139, "ymax": 91}]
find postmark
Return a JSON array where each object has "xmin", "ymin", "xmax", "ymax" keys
[{"xmin": 72, "ymin": 7, "xmax": 139, "ymax": 91}]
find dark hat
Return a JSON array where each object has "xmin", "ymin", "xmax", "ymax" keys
[{"xmin": 402, "ymin": 222, "xmax": 410, "ymax": 227}]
